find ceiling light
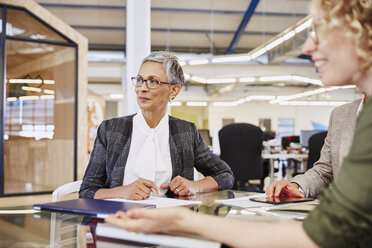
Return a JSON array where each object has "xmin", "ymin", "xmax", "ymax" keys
[
  {"xmin": 265, "ymin": 37, "xmax": 284, "ymax": 50},
  {"xmin": 206, "ymin": 78, "xmax": 236, "ymax": 84},
  {"xmin": 19, "ymin": 96, "xmax": 39, "ymax": 100},
  {"xmin": 329, "ymin": 101, "xmax": 349, "ymax": 106},
  {"xmin": 168, "ymin": 101, "xmax": 182, "ymax": 106},
  {"xmin": 110, "ymin": 94, "xmax": 123, "ymax": 99},
  {"xmin": 7, "ymin": 97, "xmax": 17, "ymax": 102},
  {"xmin": 253, "ymin": 95, "xmax": 276, "ymax": 100},
  {"xmin": 43, "ymin": 80, "xmax": 55, "ymax": 84},
  {"xmin": 184, "ymin": 73, "xmax": 191, "ymax": 80},
  {"xmin": 251, "ymin": 47, "xmax": 267, "ymax": 59},
  {"xmin": 213, "ymin": 102, "xmax": 239, "ymax": 107},
  {"xmin": 259, "ymin": 75, "xmax": 292, "ymax": 82},
  {"xmin": 179, "ymin": 61, "xmax": 186, "ymax": 66},
  {"xmin": 40, "ymin": 95, "xmax": 55, "ymax": 100},
  {"xmin": 239, "ymin": 77, "xmax": 255, "ymax": 83},
  {"xmin": 294, "ymin": 18, "xmax": 312, "ymax": 33},
  {"xmin": 191, "ymin": 76, "xmax": 207, "ymax": 83},
  {"xmin": 43, "ymin": 89, "xmax": 55, "ymax": 94},
  {"xmin": 211, "ymin": 55, "xmax": 251, "ymax": 63},
  {"xmin": 9, "ymin": 79, "xmax": 42, "ymax": 84},
  {"xmin": 282, "ymin": 30, "xmax": 296, "ymax": 40},
  {"xmin": 186, "ymin": 101, "xmax": 208, "ymax": 106},
  {"xmin": 309, "ymin": 101, "xmax": 329, "ymax": 106},
  {"xmin": 340, "ymin": 85, "xmax": 356, "ymax": 89},
  {"xmin": 21, "ymin": 86, "xmax": 42, "ymax": 92},
  {"xmin": 290, "ymin": 101, "xmax": 309, "ymax": 106},
  {"xmin": 188, "ymin": 59, "xmax": 209, "ymax": 65}
]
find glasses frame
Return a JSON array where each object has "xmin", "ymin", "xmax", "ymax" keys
[
  {"xmin": 131, "ymin": 77, "xmax": 173, "ymax": 89},
  {"xmin": 309, "ymin": 22, "xmax": 319, "ymax": 44}
]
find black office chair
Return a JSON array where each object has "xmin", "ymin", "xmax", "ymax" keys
[
  {"xmin": 219, "ymin": 123, "xmax": 264, "ymax": 192},
  {"xmin": 307, "ymin": 131, "xmax": 328, "ymax": 170}
]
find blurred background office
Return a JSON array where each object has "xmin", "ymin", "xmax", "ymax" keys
[{"xmin": 0, "ymin": 0, "xmax": 362, "ymax": 198}]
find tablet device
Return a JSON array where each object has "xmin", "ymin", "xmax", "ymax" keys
[
  {"xmin": 33, "ymin": 198, "xmax": 155, "ymax": 218},
  {"xmin": 250, "ymin": 196, "xmax": 314, "ymax": 204}
]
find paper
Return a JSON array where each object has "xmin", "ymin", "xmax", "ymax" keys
[
  {"xmin": 107, "ymin": 196, "xmax": 201, "ymax": 208},
  {"xmin": 96, "ymin": 223, "xmax": 221, "ymax": 248}
]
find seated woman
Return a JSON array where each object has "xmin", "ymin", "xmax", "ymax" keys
[
  {"xmin": 106, "ymin": 0, "xmax": 372, "ymax": 247},
  {"xmin": 79, "ymin": 51, "xmax": 234, "ymax": 200}
]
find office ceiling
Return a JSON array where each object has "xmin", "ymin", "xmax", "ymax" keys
[
  {"xmin": 33, "ymin": 0, "xmax": 360, "ymax": 103},
  {"xmin": 35, "ymin": 0, "xmax": 310, "ymax": 54}
]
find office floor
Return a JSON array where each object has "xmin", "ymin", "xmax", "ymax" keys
[{"xmin": 0, "ymin": 193, "xmax": 77, "ymax": 208}]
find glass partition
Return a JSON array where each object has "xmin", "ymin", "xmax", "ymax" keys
[
  {"xmin": 0, "ymin": 5, "xmax": 77, "ymax": 196},
  {"xmin": 6, "ymin": 8, "xmax": 68, "ymax": 42}
]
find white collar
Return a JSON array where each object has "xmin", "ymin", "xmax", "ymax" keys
[{"xmin": 356, "ymin": 96, "xmax": 365, "ymax": 117}]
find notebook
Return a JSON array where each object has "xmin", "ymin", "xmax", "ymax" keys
[{"xmin": 33, "ymin": 198, "xmax": 155, "ymax": 218}]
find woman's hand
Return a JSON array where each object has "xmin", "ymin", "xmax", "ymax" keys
[
  {"xmin": 105, "ymin": 207, "xmax": 192, "ymax": 233},
  {"xmin": 266, "ymin": 179, "xmax": 304, "ymax": 197},
  {"xmin": 161, "ymin": 176, "xmax": 197, "ymax": 196},
  {"xmin": 94, "ymin": 178, "xmax": 159, "ymax": 200}
]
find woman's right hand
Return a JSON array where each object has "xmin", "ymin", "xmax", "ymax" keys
[
  {"xmin": 266, "ymin": 179, "xmax": 304, "ymax": 197},
  {"xmin": 94, "ymin": 178, "xmax": 159, "ymax": 200}
]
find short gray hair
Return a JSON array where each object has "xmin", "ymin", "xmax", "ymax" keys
[{"xmin": 142, "ymin": 51, "xmax": 184, "ymax": 86}]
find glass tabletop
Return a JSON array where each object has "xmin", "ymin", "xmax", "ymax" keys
[{"xmin": 0, "ymin": 190, "xmax": 291, "ymax": 248}]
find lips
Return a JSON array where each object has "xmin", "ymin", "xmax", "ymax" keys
[{"xmin": 138, "ymin": 96, "xmax": 150, "ymax": 102}]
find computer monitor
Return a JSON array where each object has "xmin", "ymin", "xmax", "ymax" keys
[{"xmin": 300, "ymin": 130, "xmax": 324, "ymax": 147}]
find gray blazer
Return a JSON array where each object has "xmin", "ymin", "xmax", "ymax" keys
[
  {"xmin": 79, "ymin": 115, "xmax": 234, "ymax": 198},
  {"xmin": 291, "ymin": 99, "xmax": 362, "ymax": 198}
]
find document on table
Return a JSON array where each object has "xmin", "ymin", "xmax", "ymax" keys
[
  {"xmin": 107, "ymin": 196, "xmax": 201, "ymax": 208},
  {"xmin": 96, "ymin": 223, "xmax": 221, "ymax": 248}
]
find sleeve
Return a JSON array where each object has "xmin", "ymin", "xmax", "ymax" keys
[
  {"xmin": 303, "ymin": 100, "xmax": 372, "ymax": 248},
  {"xmin": 291, "ymin": 111, "xmax": 335, "ymax": 198},
  {"xmin": 79, "ymin": 121, "xmax": 109, "ymax": 198},
  {"xmin": 192, "ymin": 124, "xmax": 234, "ymax": 190}
]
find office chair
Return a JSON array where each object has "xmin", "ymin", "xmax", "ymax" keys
[
  {"xmin": 219, "ymin": 123, "xmax": 264, "ymax": 192},
  {"xmin": 307, "ymin": 131, "xmax": 328, "ymax": 170}
]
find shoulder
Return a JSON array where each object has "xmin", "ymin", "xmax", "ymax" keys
[
  {"xmin": 331, "ymin": 98, "xmax": 362, "ymax": 118},
  {"xmin": 100, "ymin": 114, "xmax": 135, "ymax": 133},
  {"xmin": 169, "ymin": 116, "xmax": 197, "ymax": 134}
]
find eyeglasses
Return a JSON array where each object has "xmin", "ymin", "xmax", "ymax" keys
[
  {"xmin": 131, "ymin": 77, "xmax": 173, "ymax": 89},
  {"xmin": 309, "ymin": 22, "xmax": 318, "ymax": 44}
]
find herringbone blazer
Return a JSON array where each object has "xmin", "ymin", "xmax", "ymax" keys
[{"xmin": 79, "ymin": 114, "xmax": 234, "ymax": 198}]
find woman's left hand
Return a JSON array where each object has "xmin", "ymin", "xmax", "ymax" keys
[{"xmin": 161, "ymin": 176, "xmax": 196, "ymax": 196}]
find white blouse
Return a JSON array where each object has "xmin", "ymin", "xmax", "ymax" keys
[{"xmin": 123, "ymin": 111, "xmax": 172, "ymax": 194}]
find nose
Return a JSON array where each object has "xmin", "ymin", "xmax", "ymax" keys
[
  {"xmin": 302, "ymin": 36, "xmax": 317, "ymax": 56},
  {"xmin": 139, "ymin": 80, "xmax": 149, "ymax": 91}
]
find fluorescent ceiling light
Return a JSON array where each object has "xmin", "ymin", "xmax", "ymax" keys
[
  {"xmin": 329, "ymin": 101, "xmax": 349, "ymax": 106},
  {"xmin": 253, "ymin": 95, "xmax": 276, "ymax": 100},
  {"xmin": 9, "ymin": 79, "xmax": 42, "ymax": 84},
  {"xmin": 168, "ymin": 101, "xmax": 182, "ymax": 106},
  {"xmin": 191, "ymin": 76, "xmax": 207, "ymax": 83},
  {"xmin": 110, "ymin": 94, "xmax": 123, "ymax": 99},
  {"xmin": 188, "ymin": 59, "xmax": 209, "ymax": 65},
  {"xmin": 265, "ymin": 37, "xmax": 284, "ymax": 50},
  {"xmin": 259, "ymin": 75, "xmax": 292, "ymax": 82},
  {"xmin": 213, "ymin": 102, "xmax": 239, "ymax": 107},
  {"xmin": 207, "ymin": 78, "xmax": 236, "ymax": 84},
  {"xmin": 40, "ymin": 95, "xmax": 55, "ymax": 100},
  {"xmin": 290, "ymin": 101, "xmax": 309, "ymax": 106},
  {"xmin": 211, "ymin": 55, "xmax": 251, "ymax": 63},
  {"xmin": 179, "ymin": 61, "xmax": 186, "ymax": 66},
  {"xmin": 294, "ymin": 18, "xmax": 312, "ymax": 33},
  {"xmin": 340, "ymin": 85, "xmax": 356, "ymax": 89},
  {"xmin": 43, "ymin": 80, "xmax": 55, "ymax": 84},
  {"xmin": 19, "ymin": 96, "xmax": 39, "ymax": 100},
  {"xmin": 251, "ymin": 47, "xmax": 267, "ymax": 59},
  {"xmin": 239, "ymin": 77, "xmax": 255, "ymax": 83},
  {"xmin": 282, "ymin": 30, "xmax": 296, "ymax": 40},
  {"xmin": 309, "ymin": 101, "xmax": 329, "ymax": 106},
  {"xmin": 186, "ymin": 101, "xmax": 208, "ymax": 106},
  {"xmin": 21, "ymin": 86, "xmax": 41, "ymax": 92},
  {"xmin": 7, "ymin": 97, "xmax": 17, "ymax": 102},
  {"xmin": 43, "ymin": 89, "xmax": 55, "ymax": 94},
  {"xmin": 184, "ymin": 73, "xmax": 191, "ymax": 80}
]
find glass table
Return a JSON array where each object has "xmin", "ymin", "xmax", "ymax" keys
[{"xmin": 0, "ymin": 191, "xmax": 299, "ymax": 247}]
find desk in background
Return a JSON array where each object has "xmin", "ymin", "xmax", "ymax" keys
[{"xmin": 262, "ymin": 153, "xmax": 308, "ymax": 183}]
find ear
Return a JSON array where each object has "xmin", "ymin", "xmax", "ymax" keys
[{"xmin": 170, "ymin": 84, "xmax": 181, "ymax": 99}]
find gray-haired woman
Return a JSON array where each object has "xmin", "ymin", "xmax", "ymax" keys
[{"xmin": 80, "ymin": 51, "xmax": 234, "ymax": 200}]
